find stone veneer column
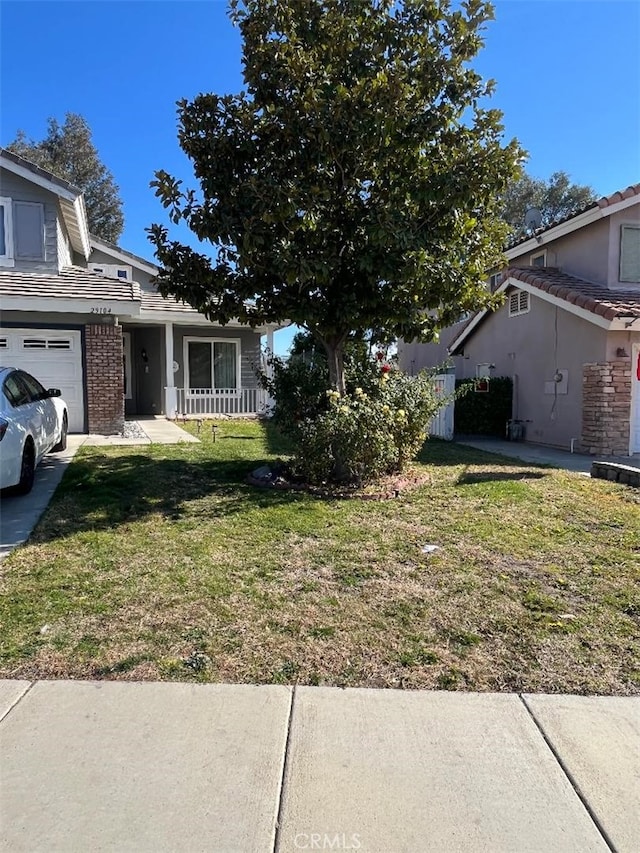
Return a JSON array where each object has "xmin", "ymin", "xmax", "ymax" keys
[
  {"xmin": 581, "ymin": 360, "xmax": 632, "ymax": 455},
  {"xmin": 85, "ymin": 323, "xmax": 124, "ymax": 434}
]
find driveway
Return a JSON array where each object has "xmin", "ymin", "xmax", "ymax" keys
[{"xmin": 0, "ymin": 435, "xmax": 85, "ymax": 560}]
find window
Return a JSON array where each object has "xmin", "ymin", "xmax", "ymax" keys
[
  {"xmin": 185, "ymin": 338, "xmax": 240, "ymax": 392},
  {"xmin": 508, "ymin": 289, "xmax": 530, "ymax": 317},
  {"xmin": 22, "ymin": 337, "xmax": 72, "ymax": 350},
  {"xmin": 14, "ymin": 201, "xmax": 45, "ymax": 260},
  {"xmin": 0, "ymin": 196, "xmax": 14, "ymax": 266},
  {"xmin": 3, "ymin": 372, "xmax": 31, "ymax": 407},
  {"xmin": 620, "ymin": 225, "xmax": 640, "ymax": 283},
  {"xmin": 489, "ymin": 272, "xmax": 503, "ymax": 291},
  {"xmin": 530, "ymin": 250, "xmax": 546, "ymax": 267},
  {"xmin": 89, "ymin": 263, "xmax": 132, "ymax": 280},
  {"xmin": 19, "ymin": 371, "xmax": 46, "ymax": 401}
]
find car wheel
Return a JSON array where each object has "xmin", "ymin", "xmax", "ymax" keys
[
  {"xmin": 52, "ymin": 413, "xmax": 68, "ymax": 452},
  {"xmin": 16, "ymin": 440, "xmax": 35, "ymax": 495}
]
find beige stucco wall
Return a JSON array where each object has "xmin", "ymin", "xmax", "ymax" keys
[
  {"xmin": 509, "ymin": 218, "xmax": 610, "ymax": 285},
  {"xmin": 458, "ymin": 293, "xmax": 608, "ymax": 449}
]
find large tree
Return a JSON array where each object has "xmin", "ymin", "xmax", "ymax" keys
[
  {"xmin": 8, "ymin": 113, "xmax": 124, "ymax": 243},
  {"xmin": 149, "ymin": 0, "xmax": 522, "ymax": 393},
  {"xmin": 501, "ymin": 170, "xmax": 597, "ymax": 235}
]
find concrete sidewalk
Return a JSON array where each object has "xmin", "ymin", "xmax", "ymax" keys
[
  {"xmin": 1, "ymin": 681, "xmax": 637, "ymax": 852},
  {"xmin": 456, "ymin": 437, "xmax": 639, "ymax": 474}
]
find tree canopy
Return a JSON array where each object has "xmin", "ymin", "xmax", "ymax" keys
[
  {"xmin": 8, "ymin": 113, "xmax": 125, "ymax": 243},
  {"xmin": 149, "ymin": 0, "xmax": 522, "ymax": 392},
  {"xmin": 501, "ymin": 170, "xmax": 597, "ymax": 236}
]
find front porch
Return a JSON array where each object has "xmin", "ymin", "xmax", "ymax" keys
[
  {"xmin": 122, "ymin": 320, "xmax": 277, "ymax": 421},
  {"xmin": 172, "ymin": 386, "xmax": 270, "ymax": 417}
]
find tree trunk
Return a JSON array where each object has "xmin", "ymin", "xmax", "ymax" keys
[{"xmin": 323, "ymin": 338, "xmax": 347, "ymax": 396}]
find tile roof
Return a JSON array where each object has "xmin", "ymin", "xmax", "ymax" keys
[
  {"xmin": 507, "ymin": 183, "xmax": 640, "ymax": 249},
  {"xmin": 507, "ymin": 266, "xmax": 640, "ymax": 320},
  {"xmin": 139, "ymin": 286, "xmax": 202, "ymax": 314},
  {"xmin": 449, "ymin": 267, "xmax": 640, "ymax": 353},
  {"xmin": 0, "ymin": 265, "xmax": 141, "ymax": 302}
]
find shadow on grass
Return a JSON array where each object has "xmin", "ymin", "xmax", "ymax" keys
[
  {"xmin": 33, "ymin": 450, "xmax": 307, "ymax": 544},
  {"xmin": 456, "ymin": 470, "xmax": 548, "ymax": 486},
  {"xmin": 417, "ymin": 438, "xmax": 542, "ymax": 468}
]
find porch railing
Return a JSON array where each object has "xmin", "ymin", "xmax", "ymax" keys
[{"xmin": 175, "ymin": 387, "xmax": 269, "ymax": 417}]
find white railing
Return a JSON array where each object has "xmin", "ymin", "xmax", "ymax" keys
[
  {"xmin": 175, "ymin": 387, "xmax": 269, "ymax": 417},
  {"xmin": 429, "ymin": 374, "xmax": 455, "ymax": 440}
]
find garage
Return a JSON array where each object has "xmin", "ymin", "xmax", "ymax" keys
[{"xmin": 0, "ymin": 328, "xmax": 85, "ymax": 432}]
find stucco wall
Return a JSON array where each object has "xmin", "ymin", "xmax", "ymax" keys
[
  {"xmin": 458, "ymin": 293, "xmax": 607, "ymax": 449},
  {"xmin": 398, "ymin": 319, "xmax": 468, "ymax": 375},
  {"xmin": 509, "ymin": 218, "xmax": 610, "ymax": 285}
]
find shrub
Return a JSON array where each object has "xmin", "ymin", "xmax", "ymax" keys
[
  {"xmin": 262, "ymin": 355, "xmax": 451, "ymax": 485},
  {"xmin": 454, "ymin": 376, "xmax": 513, "ymax": 437}
]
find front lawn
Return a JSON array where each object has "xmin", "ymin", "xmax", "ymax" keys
[{"xmin": 1, "ymin": 420, "xmax": 638, "ymax": 694}]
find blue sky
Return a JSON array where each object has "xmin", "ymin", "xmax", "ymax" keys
[{"xmin": 1, "ymin": 0, "xmax": 639, "ymax": 354}]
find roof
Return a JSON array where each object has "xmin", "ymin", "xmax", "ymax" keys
[
  {"xmin": 0, "ymin": 147, "xmax": 82, "ymax": 196},
  {"xmin": 0, "ymin": 148, "xmax": 91, "ymax": 259},
  {"xmin": 0, "ymin": 265, "xmax": 141, "ymax": 304},
  {"xmin": 505, "ymin": 267, "xmax": 640, "ymax": 320},
  {"xmin": 89, "ymin": 234, "xmax": 159, "ymax": 276},
  {"xmin": 449, "ymin": 266, "xmax": 640, "ymax": 353},
  {"xmin": 139, "ymin": 286, "xmax": 202, "ymax": 314},
  {"xmin": 507, "ymin": 183, "xmax": 640, "ymax": 251}
]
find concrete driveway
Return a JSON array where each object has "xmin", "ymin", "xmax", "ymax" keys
[{"xmin": 0, "ymin": 434, "xmax": 85, "ymax": 560}]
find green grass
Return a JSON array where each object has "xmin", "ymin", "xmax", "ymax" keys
[{"xmin": 1, "ymin": 419, "xmax": 638, "ymax": 694}]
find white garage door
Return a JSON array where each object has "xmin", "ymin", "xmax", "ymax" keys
[{"xmin": 0, "ymin": 328, "xmax": 85, "ymax": 432}]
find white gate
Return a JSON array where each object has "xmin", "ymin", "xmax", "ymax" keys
[{"xmin": 429, "ymin": 374, "xmax": 455, "ymax": 440}]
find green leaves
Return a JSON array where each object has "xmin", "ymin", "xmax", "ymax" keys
[{"xmin": 149, "ymin": 0, "xmax": 523, "ymax": 383}]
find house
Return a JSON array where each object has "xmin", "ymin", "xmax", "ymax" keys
[
  {"xmin": 0, "ymin": 147, "xmax": 282, "ymax": 434},
  {"xmin": 398, "ymin": 184, "xmax": 640, "ymax": 456}
]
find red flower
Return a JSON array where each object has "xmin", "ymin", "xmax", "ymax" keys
[
  {"xmin": 381, "ymin": 364, "xmax": 391, "ymax": 374},
  {"xmin": 376, "ymin": 351, "xmax": 385, "ymax": 361}
]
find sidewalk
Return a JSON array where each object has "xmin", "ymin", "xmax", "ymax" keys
[
  {"xmin": 456, "ymin": 437, "xmax": 639, "ymax": 474},
  {"xmin": 1, "ymin": 680, "xmax": 637, "ymax": 852}
]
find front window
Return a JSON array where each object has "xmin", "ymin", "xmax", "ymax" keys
[{"xmin": 186, "ymin": 339, "xmax": 239, "ymax": 392}]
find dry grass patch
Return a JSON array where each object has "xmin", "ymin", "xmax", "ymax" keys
[{"xmin": 1, "ymin": 421, "xmax": 638, "ymax": 694}]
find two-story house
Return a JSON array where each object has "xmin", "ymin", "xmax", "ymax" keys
[
  {"xmin": 0, "ymin": 148, "xmax": 281, "ymax": 434},
  {"xmin": 398, "ymin": 184, "xmax": 640, "ymax": 456}
]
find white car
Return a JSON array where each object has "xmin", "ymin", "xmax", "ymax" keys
[{"xmin": 0, "ymin": 367, "xmax": 69, "ymax": 494}]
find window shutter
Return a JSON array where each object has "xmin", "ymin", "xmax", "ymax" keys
[
  {"xmin": 509, "ymin": 292, "xmax": 519, "ymax": 315},
  {"xmin": 14, "ymin": 202, "xmax": 45, "ymax": 260},
  {"xmin": 620, "ymin": 226, "xmax": 640, "ymax": 283},
  {"xmin": 519, "ymin": 291, "xmax": 529, "ymax": 312}
]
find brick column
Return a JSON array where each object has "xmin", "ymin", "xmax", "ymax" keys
[
  {"xmin": 581, "ymin": 360, "xmax": 632, "ymax": 455},
  {"xmin": 85, "ymin": 323, "xmax": 124, "ymax": 434}
]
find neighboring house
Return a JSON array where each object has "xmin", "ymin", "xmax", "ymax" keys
[
  {"xmin": 0, "ymin": 148, "xmax": 282, "ymax": 434},
  {"xmin": 398, "ymin": 184, "xmax": 640, "ymax": 456}
]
